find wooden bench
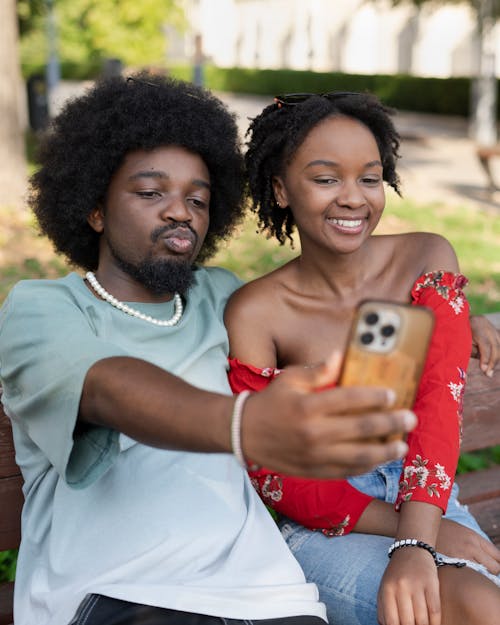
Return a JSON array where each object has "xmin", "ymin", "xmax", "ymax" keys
[
  {"xmin": 0, "ymin": 313, "xmax": 499, "ymax": 624},
  {"xmin": 455, "ymin": 311, "xmax": 500, "ymax": 547},
  {"xmin": 0, "ymin": 395, "xmax": 22, "ymax": 625}
]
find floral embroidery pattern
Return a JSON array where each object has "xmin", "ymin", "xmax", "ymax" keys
[
  {"xmin": 398, "ymin": 454, "xmax": 452, "ymax": 504},
  {"xmin": 448, "ymin": 366, "xmax": 466, "ymax": 439},
  {"xmin": 414, "ymin": 271, "xmax": 468, "ymax": 315},
  {"xmin": 260, "ymin": 474, "xmax": 284, "ymax": 502},
  {"xmin": 448, "ymin": 376, "xmax": 464, "ymax": 403},
  {"xmin": 320, "ymin": 515, "xmax": 351, "ymax": 537},
  {"xmin": 260, "ymin": 367, "xmax": 282, "ymax": 378}
]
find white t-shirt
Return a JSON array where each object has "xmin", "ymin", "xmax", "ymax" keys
[{"xmin": 0, "ymin": 268, "xmax": 326, "ymax": 625}]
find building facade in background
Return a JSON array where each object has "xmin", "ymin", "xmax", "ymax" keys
[{"xmin": 178, "ymin": 0, "xmax": 500, "ymax": 79}]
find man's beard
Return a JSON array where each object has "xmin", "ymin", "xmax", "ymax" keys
[{"xmin": 109, "ymin": 246, "xmax": 195, "ymax": 296}]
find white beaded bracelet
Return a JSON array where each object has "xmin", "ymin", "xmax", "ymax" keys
[{"xmin": 230, "ymin": 390, "xmax": 251, "ymax": 468}]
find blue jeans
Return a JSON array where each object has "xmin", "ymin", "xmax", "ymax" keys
[{"xmin": 279, "ymin": 460, "xmax": 496, "ymax": 625}]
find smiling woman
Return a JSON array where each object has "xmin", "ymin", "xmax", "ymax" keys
[
  {"xmin": 225, "ymin": 91, "xmax": 500, "ymax": 625},
  {"xmin": 271, "ymin": 115, "xmax": 386, "ymax": 257}
]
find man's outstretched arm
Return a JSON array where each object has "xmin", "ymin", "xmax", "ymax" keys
[{"xmin": 80, "ymin": 355, "xmax": 416, "ymax": 479}]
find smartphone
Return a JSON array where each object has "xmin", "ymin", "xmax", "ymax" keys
[{"xmin": 339, "ymin": 300, "xmax": 435, "ymax": 419}]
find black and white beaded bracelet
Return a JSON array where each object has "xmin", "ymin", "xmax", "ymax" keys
[
  {"xmin": 388, "ymin": 538, "xmax": 467, "ymax": 569},
  {"xmin": 388, "ymin": 539, "xmax": 441, "ymax": 566}
]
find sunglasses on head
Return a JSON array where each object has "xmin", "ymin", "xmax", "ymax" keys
[
  {"xmin": 274, "ymin": 91, "xmax": 364, "ymax": 108},
  {"xmin": 127, "ymin": 76, "xmax": 160, "ymax": 89},
  {"xmin": 126, "ymin": 76, "xmax": 202, "ymax": 101}
]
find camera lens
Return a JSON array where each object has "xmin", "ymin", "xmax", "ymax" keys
[
  {"xmin": 381, "ymin": 324, "xmax": 395, "ymax": 337},
  {"xmin": 360, "ymin": 332, "xmax": 374, "ymax": 345},
  {"xmin": 365, "ymin": 312, "xmax": 379, "ymax": 325}
]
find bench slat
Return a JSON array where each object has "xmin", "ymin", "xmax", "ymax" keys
[
  {"xmin": 461, "ymin": 386, "xmax": 500, "ymax": 452},
  {"xmin": 0, "ymin": 476, "xmax": 23, "ymax": 552},
  {"xmin": 456, "ymin": 466, "xmax": 500, "ymax": 505},
  {"xmin": 0, "ymin": 413, "xmax": 18, "ymax": 479},
  {"xmin": 463, "ymin": 498, "xmax": 500, "ymax": 548},
  {"xmin": 0, "ymin": 580, "xmax": 14, "ymax": 625}
]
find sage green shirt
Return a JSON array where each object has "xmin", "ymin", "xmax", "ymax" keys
[{"xmin": 0, "ymin": 268, "xmax": 325, "ymax": 625}]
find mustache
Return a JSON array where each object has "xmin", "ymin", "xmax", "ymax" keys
[{"xmin": 150, "ymin": 223, "xmax": 198, "ymax": 244}]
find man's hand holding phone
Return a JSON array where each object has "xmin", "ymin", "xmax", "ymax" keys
[{"xmin": 240, "ymin": 351, "xmax": 417, "ymax": 479}]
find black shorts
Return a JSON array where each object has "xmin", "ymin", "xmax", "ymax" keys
[{"xmin": 69, "ymin": 595, "xmax": 326, "ymax": 625}]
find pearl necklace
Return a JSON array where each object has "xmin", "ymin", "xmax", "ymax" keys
[{"xmin": 85, "ymin": 272, "xmax": 183, "ymax": 327}]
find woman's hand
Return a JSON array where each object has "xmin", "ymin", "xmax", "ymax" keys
[
  {"xmin": 377, "ymin": 547, "xmax": 441, "ymax": 625},
  {"xmin": 470, "ymin": 315, "xmax": 500, "ymax": 377},
  {"xmin": 437, "ymin": 518, "xmax": 500, "ymax": 575}
]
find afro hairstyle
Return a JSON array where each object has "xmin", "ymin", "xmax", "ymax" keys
[{"xmin": 29, "ymin": 71, "xmax": 246, "ymax": 269}]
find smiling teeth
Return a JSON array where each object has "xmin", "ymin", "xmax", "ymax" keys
[{"xmin": 331, "ymin": 219, "xmax": 363, "ymax": 227}]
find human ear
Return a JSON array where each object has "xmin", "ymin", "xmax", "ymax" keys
[
  {"xmin": 87, "ymin": 205, "xmax": 105, "ymax": 233},
  {"xmin": 272, "ymin": 175, "xmax": 288, "ymax": 209}
]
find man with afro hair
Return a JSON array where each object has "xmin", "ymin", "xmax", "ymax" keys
[{"xmin": 0, "ymin": 73, "xmax": 414, "ymax": 625}]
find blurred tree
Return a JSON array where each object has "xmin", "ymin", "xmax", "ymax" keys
[
  {"xmin": 1, "ymin": 0, "xmax": 27, "ymax": 208},
  {"xmin": 389, "ymin": 0, "xmax": 499, "ymax": 146},
  {"xmin": 18, "ymin": 0, "xmax": 186, "ymax": 78},
  {"xmin": 17, "ymin": 0, "xmax": 46, "ymax": 35}
]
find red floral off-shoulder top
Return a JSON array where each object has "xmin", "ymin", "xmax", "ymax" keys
[{"xmin": 228, "ymin": 271, "xmax": 472, "ymax": 537}]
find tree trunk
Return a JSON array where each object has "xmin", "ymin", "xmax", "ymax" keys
[
  {"xmin": 471, "ymin": 0, "xmax": 498, "ymax": 146},
  {"xmin": 0, "ymin": 0, "xmax": 28, "ymax": 209}
]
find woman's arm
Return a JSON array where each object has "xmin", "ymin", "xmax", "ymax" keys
[
  {"xmin": 396, "ymin": 269, "xmax": 471, "ymax": 513},
  {"xmin": 379, "ymin": 236, "xmax": 470, "ymax": 624}
]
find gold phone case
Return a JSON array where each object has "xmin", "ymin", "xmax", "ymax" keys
[{"xmin": 339, "ymin": 300, "xmax": 435, "ymax": 411}]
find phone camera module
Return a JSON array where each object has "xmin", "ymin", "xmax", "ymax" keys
[
  {"xmin": 360, "ymin": 332, "xmax": 375, "ymax": 345},
  {"xmin": 364, "ymin": 312, "xmax": 379, "ymax": 326},
  {"xmin": 381, "ymin": 324, "xmax": 395, "ymax": 337}
]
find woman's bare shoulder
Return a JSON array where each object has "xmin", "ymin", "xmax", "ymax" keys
[
  {"xmin": 384, "ymin": 232, "xmax": 459, "ymax": 274},
  {"xmin": 225, "ymin": 264, "xmax": 290, "ymax": 318},
  {"xmin": 224, "ymin": 263, "xmax": 295, "ymax": 365}
]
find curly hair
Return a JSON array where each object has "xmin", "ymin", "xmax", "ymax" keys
[
  {"xmin": 244, "ymin": 92, "xmax": 401, "ymax": 245},
  {"xmin": 29, "ymin": 72, "xmax": 246, "ymax": 269}
]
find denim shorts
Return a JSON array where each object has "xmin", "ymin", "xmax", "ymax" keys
[{"xmin": 279, "ymin": 459, "xmax": 499, "ymax": 625}]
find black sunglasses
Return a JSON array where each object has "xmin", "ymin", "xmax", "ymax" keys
[
  {"xmin": 126, "ymin": 76, "xmax": 202, "ymax": 101},
  {"xmin": 126, "ymin": 76, "xmax": 160, "ymax": 89},
  {"xmin": 274, "ymin": 91, "xmax": 364, "ymax": 108}
]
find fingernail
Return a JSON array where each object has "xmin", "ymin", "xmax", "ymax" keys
[
  {"xmin": 403, "ymin": 410, "xmax": 417, "ymax": 430},
  {"xmin": 394, "ymin": 440, "xmax": 409, "ymax": 458},
  {"xmin": 386, "ymin": 389, "xmax": 396, "ymax": 405},
  {"xmin": 487, "ymin": 369, "xmax": 494, "ymax": 378},
  {"xmin": 481, "ymin": 363, "xmax": 488, "ymax": 372}
]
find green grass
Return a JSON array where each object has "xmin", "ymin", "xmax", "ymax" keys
[
  {"xmin": 0, "ymin": 551, "xmax": 17, "ymax": 583},
  {"xmin": 0, "ymin": 192, "xmax": 499, "ymax": 583},
  {"xmin": 458, "ymin": 446, "xmax": 500, "ymax": 473}
]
